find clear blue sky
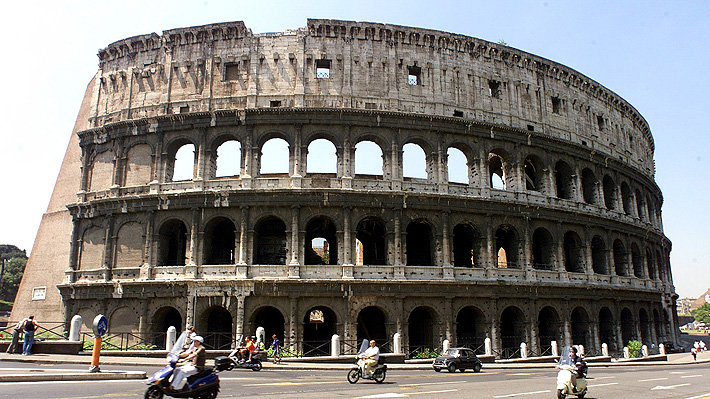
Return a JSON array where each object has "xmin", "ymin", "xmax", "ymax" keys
[{"xmin": 1, "ymin": 0, "xmax": 707, "ymax": 298}]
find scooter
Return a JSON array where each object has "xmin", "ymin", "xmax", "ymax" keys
[
  {"xmin": 555, "ymin": 346, "xmax": 587, "ymax": 399},
  {"xmin": 347, "ymin": 339, "xmax": 387, "ymax": 384},
  {"xmin": 214, "ymin": 347, "xmax": 265, "ymax": 372},
  {"xmin": 145, "ymin": 332, "xmax": 226, "ymax": 399}
]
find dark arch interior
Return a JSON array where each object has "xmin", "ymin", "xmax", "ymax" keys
[
  {"xmin": 303, "ymin": 307, "xmax": 337, "ymax": 356},
  {"xmin": 581, "ymin": 169, "xmax": 597, "ymax": 204},
  {"xmin": 564, "ymin": 232, "xmax": 584, "ymax": 273},
  {"xmin": 254, "ymin": 217, "xmax": 287, "ymax": 265},
  {"xmin": 495, "ymin": 226, "xmax": 518, "ymax": 268},
  {"xmin": 599, "ymin": 307, "xmax": 616, "ymax": 352},
  {"xmin": 591, "ymin": 236, "xmax": 607, "ymax": 274},
  {"xmin": 620, "ymin": 308, "xmax": 635, "ymax": 345},
  {"xmin": 452, "ymin": 224, "xmax": 481, "ymax": 267},
  {"xmin": 304, "ymin": 217, "xmax": 338, "ymax": 265},
  {"xmin": 456, "ymin": 306, "xmax": 485, "ymax": 352},
  {"xmin": 357, "ymin": 307, "xmax": 388, "ymax": 352},
  {"xmin": 555, "ymin": 161, "xmax": 574, "ymax": 200},
  {"xmin": 500, "ymin": 307, "xmax": 526, "ymax": 355},
  {"xmin": 614, "ymin": 240, "xmax": 627, "ymax": 276},
  {"xmin": 538, "ymin": 307, "xmax": 562, "ymax": 351},
  {"xmin": 355, "ymin": 217, "xmax": 386, "ymax": 265},
  {"xmin": 406, "ymin": 220, "xmax": 432, "ymax": 266},
  {"xmin": 639, "ymin": 309, "xmax": 650, "ymax": 344},
  {"xmin": 408, "ymin": 307, "xmax": 434, "ymax": 350},
  {"xmin": 158, "ymin": 220, "xmax": 187, "ymax": 266},
  {"xmin": 204, "ymin": 218, "xmax": 236, "ymax": 265},
  {"xmin": 253, "ymin": 306, "xmax": 285, "ymax": 347},
  {"xmin": 152, "ymin": 307, "xmax": 182, "ymax": 348},
  {"xmin": 570, "ymin": 308, "xmax": 589, "ymax": 348},
  {"xmin": 532, "ymin": 228, "xmax": 555, "ymax": 270},
  {"xmin": 205, "ymin": 307, "xmax": 233, "ymax": 349}
]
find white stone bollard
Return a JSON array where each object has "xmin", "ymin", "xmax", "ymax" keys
[
  {"xmin": 521, "ymin": 343, "xmax": 528, "ymax": 359},
  {"xmin": 331, "ymin": 334, "xmax": 340, "ymax": 357},
  {"xmin": 393, "ymin": 332, "xmax": 402, "ymax": 354},
  {"xmin": 256, "ymin": 326, "xmax": 265, "ymax": 347},
  {"xmin": 166, "ymin": 326, "xmax": 177, "ymax": 351},
  {"xmin": 659, "ymin": 343, "xmax": 666, "ymax": 355},
  {"xmin": 485, "ymin": 337, "xmax": 492, "ymax": 356},
  {"xmin": 623, "ymin": 346, "xmax": 630, "ymax": 359},
  {"xmin": 443, "ymin": 339, "xmax": 450, "ymax": 353},
  {"xmin": 602, "ymin": 343, "xmax": 609, "ymax": 356},
  {"xmin": 69, "ymin": 315, "xmax": 82, "ymax": 341},
  {"xmin": 551, "ymin": 340, "xmax": 558, "ymax": 357},
  {"xmin": 578, "ymin": 345, "xmax": 585, "ymax": 356},
  {"xmin": 642, "ymin": 345, "xmax": 649, "ymax": 357}
]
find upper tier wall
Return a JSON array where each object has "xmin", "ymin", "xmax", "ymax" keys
[{"xmin": 93, "ymin": 19, "xmax": 655, "ymax": 177}]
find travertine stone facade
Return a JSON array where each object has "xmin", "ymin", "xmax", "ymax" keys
[{"xmin": 13, "ymin": 19, "xmax": 677, "ymax": 357}]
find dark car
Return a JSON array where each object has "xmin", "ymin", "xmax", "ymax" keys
[{"xmin": 432, "ymin": 347, "xmax": 482, "ymax": 373}]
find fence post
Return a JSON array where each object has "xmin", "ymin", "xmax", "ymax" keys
[
  {"xmin": 69, "ymin": 315, "xmax": 82, "ymax": 341},
  {"xmin": 602, "ymin": 342, "xmax": 608, "ymax": 356},
  {"xmin": 256, "ymin": 326, "xmax": 265, "ymax": 346},
  {"xmin": 659, "ymin": 343, "xmax": 666, "ymax": 355},
  {"xmin": 331, "ymin": 334, "xmax": 340, "ymax": 357},
  {"xmin": 166, "ymin": 326, "xmax": 177, "ymax": 351},
  {"xmin": 442, "ymin": 339, "xmax": 450, "ymax": 353},
  {"xmin": 623, "ymin": 346, "xmax": 629, "ymax": 359},
  {"xmin": 642, "ymin": 345, "xmax": 648, "ymax": 357},
  {"xmin": 551, "ymin": 340, "xmax": 558, "ymax": 357},
  {"xmin": 520, "ymin": 342, "xmax": 528, "ymax": 359},
  {"xmin": 485, "ymin": 337, "xmax": 492, "ymax": 356},
  {"xmin": 393, "ymin": 332, "xmax": 401, "ymax": 354},
  {"xmin": 579, "ymin": 345, "xmax": 585, "ymax": 356}
]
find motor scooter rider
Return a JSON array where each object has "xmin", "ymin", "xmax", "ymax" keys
[
  {"xmin": 357, "ymin": 340, "xmax": 380, "ymax": 377},
  {"xmin": 169, "ymin": 335, "xmax": 205, "ymax": 391},
  {"xmin": 237, "ymin": 336, "xmax": 256, "ymax": 363},
  {"xmin": 568, "ymin": 346, "xmax": 586, "ymax": 390}
]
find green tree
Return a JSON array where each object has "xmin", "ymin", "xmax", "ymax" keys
[
  {"xmin": 0, "ymin": 245, "xmax": 28, "ymax": 305},
  {"xmin": 692, "ymin": 303, "xmax": 710, "ymax": 324}
]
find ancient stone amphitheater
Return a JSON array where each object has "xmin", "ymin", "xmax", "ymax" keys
[{"xmin": 12, "ymin": 19, "xmax": 678, "ymax": 357}]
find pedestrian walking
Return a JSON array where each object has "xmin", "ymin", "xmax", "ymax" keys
[
  {"xmin": 22, "ymin": 316, "xmax": 39, "ymax": 355},
  {"xmin": 271, "ymin": 334, "xmax": 281, "ymax": 364},
  {"xmin": 6, "ymin": 319, "xmax": 26, "ymax": 354}
]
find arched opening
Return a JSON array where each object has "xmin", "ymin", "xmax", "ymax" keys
[
  {"xmin": 591, "ymin": 236, "xmax": 607, "ymax": 274},
  {"xmin": 631, "ymin": 243, "xmax": 644, "ymax": 278},
  {"xmin": 599, "ymin": 307, "xmax": 616, "ymax": 352},
  {"xmin": 613, "ymin": 239, "xmax": 628, "ymax": 276},
  {"xmin": 402, "ymin": 143, "xmax": 427, "ymax": 179},
  {"xmin": 453, "ymin": 223, "xmax": 483, "ymax": 267},
  {"xmin": 203, "ymin": 218, "xmax": 236, "ymax": 265},
  {"xmin": 260, "ymin": 138, "xmax": 289, "ymax": 174},
  {"xmin": 581, "ymin": 168, "xmax": 598, "ymax": 204},
  {"xmin": 620, "ymin": 308, "xmax": 635, "ymax": 345},
  {"xmin": 621, "ymin": 182, "xmax": 633, "ymax": 215},
  {"xmin": 357, "ymin": 307, "xmax": 388, "ymax": 352},
  {"xmin": 447, "ymin": 147, "xmax": 468, "ymax": 184},
  {"xmin": 408, "ymin": 307, "xmax": 435, "ymax": 353},
  {"xmin": 157, "ymin": 219, "xmax": 187, "ymax": 266},
  {"xmin": 500, "ymin": 306, "xmax": 526, "ymax": 358},
  {"xmin": 635, "ymin": 189, "xmax": 645, "ymax": 220},
  {"xmin": 152, "ymin": 307, "xmax": 182, "ymax": 348},
  {"xmin": 456, "ymin": 306, "xmax": 486, "ymax": 352},
  {"xmin": 571, "ymin": 307, "xmax": 590, "ymax": 349},
  {"xmin": 653, "ymin": 309, "xmax": 662, "ymax": 342},
  {"xmin": 354, "ymin": 140, "xmax": 383, "ymax": 176},
  {"xmin": 489, "ymin": 153, "xmax": 506, "ymax": 189},
  {"xmin": 524, "ymin": 155, "xmax": 544, "ymax": 192},
  {"xmin": 306, "ymin": 138, "xmax": 337, "ymax": 174},
  {"xmin": 646, "ymin": 196, "xmax": 655, "ymax": 224},
  {"xmin": 203, "ymin": 307, "xmax": 232, "ymax": 350},
  {"xmin": 305, "ymin": 216, "xmax": 338, "ymax": 265},
  {"xmin": 495, "ymin": 225, "xmax": 519, "ymax": 268},
  {"xmin": 603, "ymin": 175, "xmax": 616, "ymax": 210},
  {"xmin": 646, "ymin": 247, "xmax": 656, "ymax": 280},
  {"xmin": 172, "ymin": 143, "xmax": 195, "ymax": 181},
  {"xmin": 538, "ymin": 307, "xmax": 562, "ymax": 354},
  {"xmin": 639, "ymin": 308, "xmax": 651, "ymax": 345},
  {"xmin": 254, "ymin": 217, "xmax": 287, "ymax": 265},
  {"xmin": 355, "ymin": 217, "xmax": 387, "ymax": 265},
  {"xmin": 215, "ymin": 140, "xmax": 241, "ymax": 178},
  {"xmin": 656, "ymin": 250, "xmax": 664, "ymax": 281},
  {"xmin": 406, "ymin": 220, "xmax": 432, "ymax": 266},
  {"xmin": 303, "ymin": 306, "xmax": 337, "ymax": 356},
  {"xmin": 253, "ymin": 306, "xmax": 285, "ymax": 348},
  {"xmin": 532, "ymin": 228, "xmax": 555, "ymax": 270},
  {"xmin": 564, "ymin": 231, "xmax": 584, "ymax": 273},
  {"xmin": 555, "ymin": 161, "xmax": 574, "ymax": 200}
]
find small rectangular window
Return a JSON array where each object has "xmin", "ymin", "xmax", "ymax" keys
[
  {"xmin": 488, "ymin": 80, "xmax": 501, "ymax": 98},
  {"xmin": 32, "ymin": 287, "xmax": 46, "ymax": 300},
  {"xmin": 179, "ymin": 105, "xmax": 189, "ymax": 114},
  {"xmin": 225, "ymin": 63, "xmax": 239, "ymax": 81},
  {"xmin": 270, "ymin": 100, "xmax": 282, "ymax": 108},
  {"xmin": 365, "ymin": 102, "xmax": 377, "ymax": 110},
  {"xmin": 597, "ymin": 115, "xmax": 605, "ymax": 131},
  {"xmin": 408, "ymin": 65, "xmax": 421, "ymax": 86},
  {"xmin": 552, "ymin": 96, "xmax": 561, "ymax": 114},
  {"xmin": 453, "ymin": 110, "xmax": 464, "ymax": 117},
  {"xmin": 527, "ymin": 124, "xmax": 535, "ymax": 132},
  {"xmin": 316, "ymin": 59, "xmax": 331, "ymax": 79}
]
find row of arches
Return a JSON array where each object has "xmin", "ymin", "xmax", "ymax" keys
[
  {"xmin": 85, "ymin": 134, "xmax": 661, "ymax": 226},
  {"xmin": 142, "ymin": 303, "xmax": 669, "ymax": 355},
  {"xmin": 79, "ymin": 212, "xmax": 669, "ymax": 283}
]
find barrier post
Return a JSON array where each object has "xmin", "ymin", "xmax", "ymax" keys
[{"xmin": 89, "ymin": 315, "xmax": 107, "ymax": 373}]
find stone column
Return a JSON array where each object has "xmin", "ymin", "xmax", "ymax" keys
[
  {"xmin": 486, "ymin": 215, "xmax": 495, "ymax": 271},
  {"xmin": 490, "ymin": 300, "xmax": 500, "ymax": 356},
  {"xmin": 238, "ymin": 206, "xmax": 248, "ymax": 265},
  {"xmin": 563, "ymin": 319, "xmax": 573, "ymax": 347},
  {"xmin": 556, "ymin": 222, "xmax": 566, "ymax": 274},
  {"xmin": 142, "ymin": 211, "xmax": 155, "ymax": 276},
  {"xmin": 288, "ymin": 297, "xmax": 298, "ymax": 350},
  {"xmin": 394, "ymin": 208, "xmax": 402, "ymax": 266},
  {"xmin": 289, "ymin": 207, "xmax": 301, "ymax": 278},
  {"xmin": 195, "ymin": 129, "xmax": 207, "ymax": 181},
  {"xmin": 343, "ymin": 207, "xmax": 352, "ymax": 265},
  {"xmin": 103, "ymin": 216, "xmax": 115, "ymax": 281},
  {"xmin": 235, "ymin": 295, "xmax": 245, "ymax": 343},
  {"xmin": 523, "ymin": 217, "xmax": 532, "ymax": 276},
  {"xmin": 189, "ymin": 208, "xmax": 201, "ymax": 268},
  {"xmin": 67, "ymin": 215, "xmax": 81, "ymax": 283}
]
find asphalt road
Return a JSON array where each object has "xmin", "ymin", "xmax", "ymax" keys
[{"xmin": 1, "ymin": 361, "xmax": 710, "ymax": 399}]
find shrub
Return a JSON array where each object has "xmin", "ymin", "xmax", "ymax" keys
[
  {"xmin": 627, "ymin": 340, "xmax": 642, "ymax": 358},
  {"xmin": 411, "ymin": 348, "xmax": 441, "ymax": 359}
]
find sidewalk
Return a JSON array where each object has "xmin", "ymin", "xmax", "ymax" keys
[{"xmin": 0, "ymin": 351, "xmax": 708, "ymax": 382}]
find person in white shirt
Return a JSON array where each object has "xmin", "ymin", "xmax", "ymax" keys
[{"xmin": 357, "ymin": 340, "xmax": 380, "ymax": 377}]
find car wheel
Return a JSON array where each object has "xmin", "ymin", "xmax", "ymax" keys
[
  {"xmin": 473, "ymin": 363, "xmax": 482, "ymax": 373},
  {"xmin": 447, "ymin": 363, "xmax": 457, "ymax": 373},
  {"xmin": 433, "ymin": 367, "xmax": 441, "ymax": 372}
]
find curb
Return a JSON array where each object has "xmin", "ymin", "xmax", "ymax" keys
[{"xmin": 0, "ymin": 371, "xmax": 146, "ymax": 382}]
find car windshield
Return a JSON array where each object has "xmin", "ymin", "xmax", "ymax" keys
[{"xmin": 445, "ymin": 349, "xmax": 459, "ymax": 356}]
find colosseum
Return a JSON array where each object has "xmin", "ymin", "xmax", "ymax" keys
[{"xmin": 12, "ymin": 19, "xmax": 679, "ymax": 357}]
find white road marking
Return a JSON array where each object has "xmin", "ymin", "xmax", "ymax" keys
[
  {"xmin": 652, "ymin": 383, "xmax": 692, "ymax": 390},
  {"xmin": 683, "ymin": 393, "xmax": 710, "ymax": 399},
  {"xmin": 355, "ymin": 394, "xmax": 407, "ymax": 399},
  {"xmin": 681, "ymin": 374, "xmax": 703, "ymax": 378},
  {"xmin": 398, "ymin": 380, "xmax": 465, "ymax": 388},
  {"xmin": 588, "ymin": 382, "xmax": 619, "ymax": 388},
  {"xmin": 639, "ymin": 377, "xmax": 668, "ymax": 382},
  {"xmin": 0, "ymin": 379, "xmax": 139, "ymax": 385},
  {"xmin": 494, "ymin": 389, "xmax": 550, "ymax": 398},
  {"xmin": 408, "ymin": 389, "xmax": 458, "ymax": 395}
]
